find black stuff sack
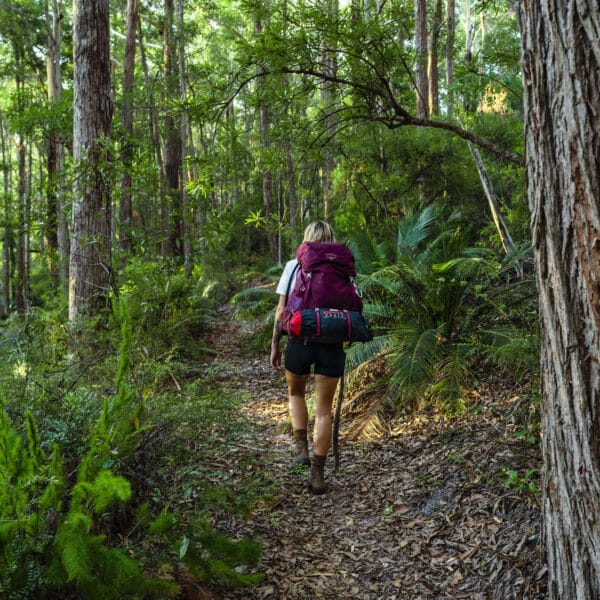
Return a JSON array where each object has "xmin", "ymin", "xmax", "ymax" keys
[{"xmin": 288, "ymin": 308, "xmax": 373, "ymax": 344}]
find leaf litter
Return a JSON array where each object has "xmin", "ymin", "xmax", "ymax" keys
[{"xmin": 204, "ymin": 314, "xmax": 546, "ymax": 599}]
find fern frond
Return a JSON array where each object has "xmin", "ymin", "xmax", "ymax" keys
[
  {"xmin": 39, "ymin": 444, "xmax": 66, "ymax": 512},
  {"xmin": 148, "ymin": 510, "xmax": 177, "ymax": 535},
  {"xmin": 56, "ymin": 513, "xmax": 96, "ymax": 583}
]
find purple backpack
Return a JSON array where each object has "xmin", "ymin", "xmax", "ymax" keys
[{"xmin": 280, "ymin": 242, "xmax": 363, "ymax": 336}]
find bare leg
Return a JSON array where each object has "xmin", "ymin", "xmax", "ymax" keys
[
  {"xmin": 286, "ymin": 371, "xmax": 309, "ymax": 431},
  {"xmin": 312, "ymin": 374, "xmax": 340, "ymax": 457}
]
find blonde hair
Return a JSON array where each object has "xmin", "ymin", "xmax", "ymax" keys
[{"xmin": 303, "ymin": 221, "xmax": 335, "ymax": 243}]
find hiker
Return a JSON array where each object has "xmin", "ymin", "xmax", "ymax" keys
[{"xmin": 271, "ymin": 221, "xmax": 358, "ymax": 495}]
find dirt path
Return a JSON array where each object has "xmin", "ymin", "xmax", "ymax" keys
[{"xmin": 207, "ymin": 313, "xmax": 547, "ymax": 599}]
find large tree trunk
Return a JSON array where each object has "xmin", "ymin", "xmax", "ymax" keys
[
  {"xmin": 519, "ymin": 4, "xmax": 600, "ymax": 598},
  {"xmin": 118, "ymin": 0, "xmax": 138, "ymax": 261},
  {"xmin": 69, "ymin": 0, "xmax": 113, "ymax": 321},
  {"xmin": 414, "ymin": 0, "xmax": 429, "ymax": 118}
]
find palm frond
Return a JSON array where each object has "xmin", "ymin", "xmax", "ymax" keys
[
  {"xmin": 387, "ymin": 326, "xmax": 439, "ymax": 402},
  {"xmin": 433, "ymin": 255, "xmax": 500, "ymax": 281},
  {"xmin": 357, "ymin": 267, "xmax": 404, "ymax": 297},
  {"xmin": 481, "ymin": 329, "xmax": 540, "ymax": 380},
  {"xmin": 396, "ymin": 204, "xmax": 441, "ymax": 255},
  {"xmin": 348, "ymin": 229, "xmax": 390, "ymax": 274},
  {"xmin": 428, "ymin": 343, "xmax": 470, "ymax": 413},
  {"xmin": 345, "ymin": 335, "xmax": 393, "ymax": 372}
]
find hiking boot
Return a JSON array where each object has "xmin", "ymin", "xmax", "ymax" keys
[
  {"xmin": 293, "ymin": 429, "xmax": 310, "ymax": 466},
  {"xmin": 309, "ymin": 454, "xmax": 328, "ymax": 494}
]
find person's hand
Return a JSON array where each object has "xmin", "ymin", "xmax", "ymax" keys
[{"xmin": 270, "ymin": 343, "xmax": 282, "ymax": 370}]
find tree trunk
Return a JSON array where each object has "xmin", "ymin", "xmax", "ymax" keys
[
  {"xmin": 320, "ymin": 0, "xmax": 338, "ymax": 221},
  {"xmin": 138, "ymin": 16, "xmax": 167, "ymax": 257},
  {"xmin": 428, "ymin": 0, "xmax": 442, "ymax": 116},
  {"xmin": 519, "ymin": 4, "xmax": 600, "ymax": 598},
  {"xmin": 118, "ymin": 0, "xmax": 138, "ymax": 261},
  {"xmin": 0, "ymin": 114, "xmax": 11, "ymax": 316},
  {"xmin": 445, "ymin": 0, "xmax": 455, "ymax": 119},
  {"xmin": 46, "ymin": 0, "xmax": 68, "ymax": 285},
  {"xmin": 467, "ymin": 141, "xmax": 520, "ymax": 275},
  {"xmin": 464, "ymin": 0, "xmax": 473, "ymax": 67},
  {"xmin": 286, "ymin": 138, "xmax": 298, "ymax": 250},
  {"xmin": 164, "ymin": 0, "xmax": 183, "ymax": 260},
  {"xmin": 176, "ymin": 0, "xmax": 192, "ymax": 276},
  {"xmin": 15, "ymin": 136, "xmax": 27, "ymax": 313},
  {"xmin": 254, "ymin": 8, "xmax": 276, "ymax": 259},
  {"xmin": 69, "ymin": 0, "xmax": 113, "ymax": 321},
  {"xmin": 414, "ymin": 0, "xmax": 429, "ymax": 118}
]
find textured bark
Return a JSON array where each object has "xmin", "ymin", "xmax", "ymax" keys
[
  {"xmin": 69, "ymin": 0, "xmax": 113, "ymax": 321},
  {"xmin": 414, "ymin": 0, "xmax": 429, "ymax": 118},
  {"xmin": 519, "ymin": 3, "xmax": 600, "ymax": 597},
  {"xmin": 118, "ymin": 0, "xmax": 138, "ymax": 260}
]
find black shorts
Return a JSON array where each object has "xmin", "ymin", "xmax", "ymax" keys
[{"xmin": 285, "ymin": 340, "xmax": 345, "ymax": 378}]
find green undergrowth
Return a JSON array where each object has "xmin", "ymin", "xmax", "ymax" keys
[
  {"xmin": 0, "ymin": 298, "xmax": 270, "ymax": 598},
  {"xmin": 143, "ymin": 376, "xmax": 280, "ymax": 519}
]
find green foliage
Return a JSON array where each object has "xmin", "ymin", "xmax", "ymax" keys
[
  {"xmin": 347, "ymin": 204, "xmax": 538, "ymax": 414},
  {"xmin": 0, "ymin": 299, "xmax": 265, "ymax": 600},
  {"xmin": 0, "ymin": 302, "xmax": 178, "ymax": 599},
  {"xmin": 140, "ymin": 510, "xmax": 264, "ymax": 590},
  {"xmin": 177, "ymin": 518, "xmax": 263, "ymax": 588},
  {"xmin": 502, "ymin": 468, "xmax": 539, "ymax": 494},
  {"xmin": 119, "ymin": 258, "xmax": 213, "ymax": 360},
  {"xmin": 230, "ymin": 263, "xmax": 283, "ymax": 351}
]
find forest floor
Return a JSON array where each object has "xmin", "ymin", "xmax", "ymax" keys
[{"xmin": 199, "ymin": 311, "xmax": 547, "ymax": 600}]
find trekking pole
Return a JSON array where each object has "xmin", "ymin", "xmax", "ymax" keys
[{"xmin": 332, "ymin": 371, "xmax": 345, "ymax": 471}]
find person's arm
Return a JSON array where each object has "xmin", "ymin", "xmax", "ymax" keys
[{"xmin": 270, "ymin": 295, "xmax": 286, "ymax": 370}]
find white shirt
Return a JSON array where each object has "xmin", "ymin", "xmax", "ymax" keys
[{"xmin": 276, "ymin": 259, "xmax": 299, "ymax": 296}]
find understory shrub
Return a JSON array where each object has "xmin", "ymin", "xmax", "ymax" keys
[
  {"xmin": 119, "ymin": 258, "xmax": 217, "ymax": 360},
  {"xmin": 346, "ymin": 204, "xmax": 538, "ymax": 416},
  {"xmin": 0, "ymin": 299, "xmax": 264, "ymax": 598}
]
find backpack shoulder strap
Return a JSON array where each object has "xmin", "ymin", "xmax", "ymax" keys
[{"xmin": 284, "ymin": 262, "xmax": 300, "ymax": 304}]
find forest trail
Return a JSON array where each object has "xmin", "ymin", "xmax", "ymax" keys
[{"xmin": 204, "ymin": 310, "xmax": 547, "ymax": 600}]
